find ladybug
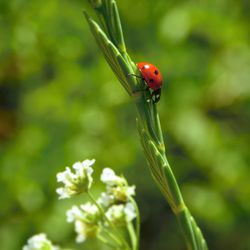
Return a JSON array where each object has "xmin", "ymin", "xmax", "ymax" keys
[{"xmin": 129, "ymin": 62, "xmax": 163, "ymax": 103}]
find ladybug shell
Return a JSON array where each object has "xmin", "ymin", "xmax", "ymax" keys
[{"xmin": 136, "ymin": 62, "xmax": 163, "ymax": 90}]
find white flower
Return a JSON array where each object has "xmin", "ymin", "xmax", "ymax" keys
[
  {"xmin": 75, "ymin": 221, "xmax": 87, "ymax": 243},
  {"xmin": 109, "ymin": 185, "xmax": 135, "ymax": 203},
  {"xmin": 66, "ymin": 205, "xmax": 83, "ymax": 223},
  {"xmin": 56, "ymin": 159, "xmax": 95, "ymax": 199},
  {"xmin": 101, "ymin": 168, "xmax": 124, "ymax": 186},
  {"xmin": 124, "ymin": 203, "xmax": 137, "ymax": 221},
  {"xmin": 97, "ymin": 192, "xmax": 114, "ymax": 207},
  {"xmin": 73, "ymin": 160, "xmax": 94, "ymax": 178},
  {"xmin": 80, "ymin": 203, "xmax": 99, "ymax": 220},
  {"xmin": 74, "ymin": 220, "xmax": 99, "ymax": 243},
  {"xmin": 23, "ymin": 233, "xmax": 59, "ymax": 250},
  {"xmin": 66, "ymin": 202, "xmax": 101, "ymax": 243},
  {"xmin": 100, "ymin": 168, "xmax": 136, "ymax": 205},
  {"xmin": 105, "ymin": 203, "xmax": 136, "ymax": 226},
  {"xmin": 66, "ymin": 202, "xmax": 100, "ymax": 223}
]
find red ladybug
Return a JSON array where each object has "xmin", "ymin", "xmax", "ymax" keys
[
  {"xmin": 137, "ymin": 62, "xmax": 163, "ymax": 90},
  {"xmin": 129, "ymin": 62, "xmax": 163, "ymax": 103}
]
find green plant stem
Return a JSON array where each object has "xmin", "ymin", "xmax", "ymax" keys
[
  {"xmin": 85, "ymin": 1, "xmax": 208, "ymax": 249},
  {"xmin": 135, "ymin": 95, "xmax": 208, "ymax": 250},
  {"xmin": 129, "ymin": 197, "xmax": 140, "ymax": 250},
  {"xmin": 127, "ymin": 222, "xmax": 137, "ymax": 250},
  {"xmin": 98, "ymin": 234, "xmax": 117, "ymax": 249}
]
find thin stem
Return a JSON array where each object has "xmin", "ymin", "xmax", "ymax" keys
[
  {"xmin": 97, "ymin": 234, "xmax": 117, "ymax": 249},
  {"xmin": 127, "ymin": 222, "xmax": 136, "ymax": 250},
  {"xmin": 129, "ymin": 197, "xmax": 140, "ymax": 250},
  {"xmin": 102, "ymin": 228, "xmax": 129, "ymax": 249}
]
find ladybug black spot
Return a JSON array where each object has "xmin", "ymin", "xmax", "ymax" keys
[
  {"xmin": 154, "ymin": 70, "xmax": 159, "ymax": 75},
  {"xmin": 149, "ymin": 79, "xmax": 154, "ymax": 83}
]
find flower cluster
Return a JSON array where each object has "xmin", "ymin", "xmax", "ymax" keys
[
  {"xmin": 99, "ymin": 168, "xmax": 136, "ymax": 225},
  {"xmin": 100, "ymin": 168, "xmax": 135, "ymax": 204},
  {"xmin": 56, "ymin": 159, "xmax": 95, "ymax": 199},
  {"xmin": 24, "ymin": 159, "xmax": 138, "ymax": 249},
  {"xmin": 106, "ymin": 203, "xmax": 136, "ymax": 226},
  {"xmin": 53, "ymin": 159, "xmax": 137, "ymax": 246},
  {"xmin": 66, "ymin": 203, "xmax": 101, "ymax": 243},
  {"xmin": 23, "ymin": 233, "xmax": 58, "ymax": 250}
]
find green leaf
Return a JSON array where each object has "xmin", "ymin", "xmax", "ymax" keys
[
  {"xmin": 84, "ymin": 11, "xmax": 131, "ymax": 93},
  {"xmin": 110, "ymin": 0, "xmax": 126, "ymax": 52}
]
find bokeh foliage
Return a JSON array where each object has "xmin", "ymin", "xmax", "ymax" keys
[{"xmin": 0, "ymin": 0, "xmax": 249, "ymax": 249}]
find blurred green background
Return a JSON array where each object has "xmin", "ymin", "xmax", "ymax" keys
[{"xmin": 1, "ymin": 0, "xmax": 250, "ymax": 249}]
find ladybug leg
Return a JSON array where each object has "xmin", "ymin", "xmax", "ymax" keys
[
  {"xmin": 128, "ymin": 73, "xmax": 149, "ymax": 92},
  {"xmin": 152, "ymin": 89, "xmax": 161, "ymax": 103},
  {"xmin": 127, "ymin": 74, "xmax": 154, "ymax": 103},
  {"xmin": 127, "ymin": 73, "xmax": 143, "ymax": 80}
]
